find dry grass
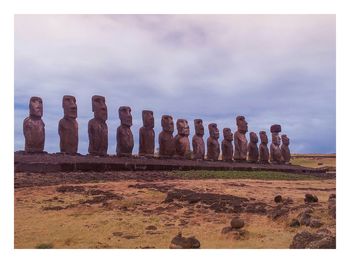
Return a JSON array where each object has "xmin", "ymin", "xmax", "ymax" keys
[
  {"xmin": 15, "ymin": 176, "xmax": 335, "ymax": 249},
  {"xmin": 290, "ymin": 156, "xmax": 336, "ymax": 169}
]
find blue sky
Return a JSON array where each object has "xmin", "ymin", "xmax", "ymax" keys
[{"xmin": 14, "ymin": 14, "xmax": 336, "ymax": 154}]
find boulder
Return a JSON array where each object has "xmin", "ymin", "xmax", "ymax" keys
[
  {"xmin": 289, "ymin": 219, "xmax": 300, "ymax": 227},
  {"xmin": 169, "ymin": 232, "xmax": 200, "ymax": 249},
  {"xmin": 290, "ymin": 229, "xmax": 335, "ymax": 249},
  {"xmin": 230, "ymin": 217, "xmax": 245, "ymax": 229},
  {"xmin": 304, "ymin": 194, "xmax": 318, "ymax": 203},
  {"xmin": 274, "ymin": 195, "xmax": 283, "ymax": 203},
  {"xmin": 298, "ymin": 211, "xmax": 312, "ymax": 226},
  {"xmin": 328, "ymin": 193, "xmax": 336, "ymax": 219}
]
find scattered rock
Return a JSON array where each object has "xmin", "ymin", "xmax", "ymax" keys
[
  {"xmin": 56, "ymin": 185, "xmax": 85, "ymax": 193},
  {"xmin": 328, "ymin": 194, "xmax": 336, "ymax": 219},
  {"xmin": 42, "ymin": 204, "xmax": 76, "ymax": 211},
  {"xmin": 145, "ymin": 225, "xmax": 157, "ymax": 230},
  {"xmin": 221, "ymin": 226, "xmax": 233, "ymax": 234},
  {"xmin": 304, "ymin": 194, "xmax": 318, "ymax": 203},
  {"xmin": 112, "ymin": 232, "xmax": 123, "ymax": 237},
  {"xmin": 245, "ymin": 202, "xmax": 268, "ymax": 214},
  {"xmin": 298, "ymin": 210, "xmax": 312, "ymax": 226},
  {"xmin": 290, "ymin": 229, "xmax": 335, "ymax": 249},
  {"xmin": 230, "ymin": 217, "xmax": 245, "ymax": 229},
  {"xmin": 274, "ymin": 195, "xmax": 282, "ymax": 203},
  {"xmin": 283, "ymin": 197, "xmax": 294, "ymax": 205},
  {"xmin": 145, "ymin": 231, "xmax": 163, "ymax": 235},
  {"xmin": 221, "ymin": 227, "xmax": 247, "ymax": 240},
  {"xmin": 289, "ymin": 219, "xmax": 300, "ymax": 227},
  {"xmin": 268, "ymin": 204, "xmax": 290, "ymax": 220},
  {"xmin": 164, "ymin": 189, "xmax": 252, "ymax": 214},
  {"xmin": 169, "ymin": 232, "xmax": 200, "ymax": 249},
  {"xmin": 123, "ymin": 234, "xmax": 139, "ymax": 240},
  {"xmin": 309, "ymin": 219, "xmax": 323, "ymax": 228},
  {"xmin": 328, "ymin": 193, "xmax": 336, "ymax": 200}
]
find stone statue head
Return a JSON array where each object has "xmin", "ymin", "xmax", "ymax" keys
[
  {"xmin": 272, "ymin": 133, "xmax": 281, "ymax": 146},
  {"xmin": 161, "ymin": 115, "xmax": 174, "ymax": 133},
  {"xmin": 208, "ymin": 123, "xmax": 219, "ymax": 139},
  {"xmin": 249, "ymin": 132, "xmax": 258, "ymax": 144},
  {"xmin": 236, "ymin": 116, "xmax": 248, "ymax": 134},
  {"xmin": 194, "ymin": 119, "xmax": 204, "ymax": 136},
  {"xmin": 259, "ymin": 131, "xmax": 268, "ymax": 144},
  {"xmin": 29, "ymin": 96, "xmax": 43, "ymax": 118},
  {"xmin": 270, "ymin": 124, "xmax": 282, "ymax": 133},
  {"xmin": 223, "ymin": 128, "xmax": 233, "ymax": 141},
  {"xmin": 176, "ymin": 119, "xmax": 190, "ymax": 137},
  {"xmin": 281, "ymin": 134, "xmax": 290, "ymax": 146},
  {"xmin": 62, "ymin": 95, "xmax": 77, "ymax": 119},
  {"xmin": 142, "ymin": 110, "xmax": 154, "ymax": 129},
  {"xmin": 92, "ymin": 95, "xmax": 107, "ymax": 121},
  {"xmin": 118, "ymin": 106, "xmax": 132, "ymax": 127}
]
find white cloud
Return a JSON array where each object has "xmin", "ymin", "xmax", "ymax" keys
[{"xmin": 14, "ymin": 14, "xmax": 335, "ymax": 154}]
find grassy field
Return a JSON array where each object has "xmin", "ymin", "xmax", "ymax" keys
[{"xmin": 290, "ymin": 154, "xmax": 336, "ymax": 169}]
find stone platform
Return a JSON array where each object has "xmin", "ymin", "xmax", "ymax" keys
[{"xmin": 14, "ymin": 152, "xmax": 329, "ymax": 176}]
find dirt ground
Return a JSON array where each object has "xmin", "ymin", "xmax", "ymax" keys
[{"xmin": 14, "ymin": 170, "xmax": 336, "ymax": 249}]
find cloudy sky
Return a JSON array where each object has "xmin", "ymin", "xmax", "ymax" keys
[{"xmin": 14, "ymin": 14, "xmax": 336, "ymax": 154}]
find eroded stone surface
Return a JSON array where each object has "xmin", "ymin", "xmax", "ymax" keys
[
  {"xmin": 290, "ymin": 229, "xmax": 335, "ymax": 249},
  {"xmin": 192, "ymin": 119, "xmax": 205, "ymax": 160},
  {"xmin": 207, "ymin": 123, "xmax": 220, "ymax": 161},
  {"xmin": 175, "ymin": 119, "xmax": 191, "ymax": 158},
  {"xmin": 221, "ymin": 128, "xmax": 233, "ymax": 161},
  {"xmin": 270, "ymin": 125, "xmax": 282, "ymax": 164},
  {"xmin": 59, "ymin": 95, "xmax": 78, "ymax": 154},
  {"xmin": 234, "ymin": 116, "xmax": 248, "ymax": 161},
  {"xmin": 117, "ymin": 106, "xmax": 134, "ymax": 157},
  {"xmin": 88, "ymin": 95, "xmax": 108, "ymax": 156},
  {"xmin": 23, "ymin": 96, "xmax": 45, "ymax": 153},
  {"xmin": 139, "ymin": 110, "xmax": 155, "ymax": 156},
  {"xmin": 159, "ymin": 115, "xmax": 175, "ymax": 157},
  {"xmin": 247, "ymin": 132, "xmax": 259, "ymax": 162},
  {"xmin": 169, "ymin": 232, "xmax": 200, "ymax": 249},
  {"xmin": 281, "ymin": 134, "xmax": 291, "ymax": 164},
  {"xmin": 259, "ymin": 131, "xmax": 269, "ymax": 164}
]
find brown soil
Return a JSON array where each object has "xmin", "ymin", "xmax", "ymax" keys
[{"xmin": 14, "ymin": 171, "xmax": 336, "ymax": 248}]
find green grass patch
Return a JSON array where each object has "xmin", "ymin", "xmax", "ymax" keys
[
  {"xmin": 170, "ymin": 170, "xmax": 319, "ymax": 180},
  {"xmin": 35, "ymin": 243, "xmax": 54, "ymax": 249}
]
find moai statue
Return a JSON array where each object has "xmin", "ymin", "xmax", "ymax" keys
[
  {"xmin": 23, "ymin": 96, "xmax": 45, "ymax": 153},
  {"xmin": 221, "ymin": 128, "xmax": 233, "ymax": 162},
  {"xmin": 233, "ymin": 116, "xmax": 248, "ymax": 161},
  {"xmin": 207, "ymin": 123, "xmax": 220, "ymax": 161},
  {"xmin": 88, "ymin": 95, "xmax": 108, "ymax": 156},
  {"xmin": 192, "ymin": 119, "xmax": 205, "ymax": 160},
  {"xmin": 259, "ymin": 131, "xmax": 269, "ymax": 164},
  {"xmin": 281, "ymin": 134, "xmax": 291, "ymax": 164},
  {"xmin": 139, "ymin": 110, "xmax": 155, "ymax": 157},
  {"xmin": 247, "ymin": 132, "xmax": 259, "ymax": 163},
  {"xmin": 270, "ymin": 124, "xmax": 282, "ymax": 164},
  {"xmin": 175, "ymin": 119, "xmax": 191, "ymax": 158},
  {"xmin": 58, "ymin": 95, "xmax": 78, "ymax": 154},
  {"xmin": 117, "ymin": 106, "xmax": 134, "ymax": 157},
  {"xmin": 159, "ymin": 115, "xmax": 175, "ymax": 157}
]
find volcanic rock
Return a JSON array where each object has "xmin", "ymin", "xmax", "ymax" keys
[
  {"xmin": 274, "ymin": 195, "xmax": 283, "ymax": 203},
  {"xmin": 169, "ymin": 232, "xmax": 200, "ymax": 249},
  {"xmin": 230, "ymin": 217, "xmax": 245, "ymax": 229},
  {"xmin": 289, "ymin": 219, "xmax": 300, "ymax": 227},
  {"xmin": 290, "ymin": 229, "xmax": 335, "ymax": 249},
  {"xmin": 304, "ymin": 194, "xmax": 318, "ymax": 203}
]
